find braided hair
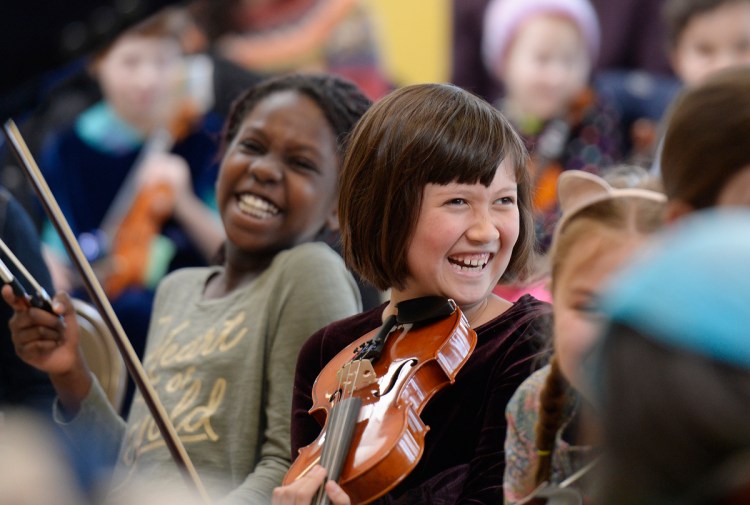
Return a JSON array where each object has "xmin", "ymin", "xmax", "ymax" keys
[
  {"xmin": 534, "ymin": 356, "xmax": 571, "ymax": 486},
  {"xmin": 534, "ymin": 167, "xmax": 666, "ymax": 487},
  {"xmin": 221, "ymin": 72, "xmax": 372, "ymax": 158}
]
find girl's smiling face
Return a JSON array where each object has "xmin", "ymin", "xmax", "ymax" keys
[
  {"xmin": 217, "ymin": 90, "xmax": 339, "ymax": 262},
  {"xmin": 397, "ymin": 160, "xmax": 520, "ymax": 310}
]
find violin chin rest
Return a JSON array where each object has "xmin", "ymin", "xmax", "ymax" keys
[{"xmin": 395, "ymin": 296, "xmax": 455, "ymax": 325}]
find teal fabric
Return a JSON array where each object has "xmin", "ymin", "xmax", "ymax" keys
[
  {"xmin": 601, "ymin": 209, "xmax": 750, "ymax": 369},
  {"xmin": 75, "ymin": 101, "xmax": 144, "ymax": 155}
]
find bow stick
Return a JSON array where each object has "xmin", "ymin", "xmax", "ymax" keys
[{"xmin": 2, "ymin": 119, "xmax": 212, "ymax": 505}]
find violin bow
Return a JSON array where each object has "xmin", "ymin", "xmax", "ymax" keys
[
  {"xmin": 2, "ymin": 119, "xmax": 212, "ymax": 505},
  {"xmin": 98, "ymin": 126, "xmax": 173, "ymax": 241},
  {"xmin": 0, "ymin": 236, "xmax": 54, "ymax": 312},
  {"xmin": 516, "ymin": 458, "xmax": 600, "ymax": 505}
]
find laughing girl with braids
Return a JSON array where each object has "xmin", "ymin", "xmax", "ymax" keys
[
  {"xmin": 503, "ymin": 167, "xmax": 665, "ymax": 503},
  {"xmin": 4, "ymin": 73, "xmax": 371, "ymax": 504}
]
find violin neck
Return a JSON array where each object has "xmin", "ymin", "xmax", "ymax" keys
[
  {"xmin": 99, "ymin": 127, "xmax": 176, "ymax": 239},
  {"xmin": 315, "ymin": 397, "xmax": 362, "ymax": 504}
]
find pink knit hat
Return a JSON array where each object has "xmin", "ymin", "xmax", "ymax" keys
[{"xmin": 482, "ymin": 0, "xmax": 601, "ymax": 75}]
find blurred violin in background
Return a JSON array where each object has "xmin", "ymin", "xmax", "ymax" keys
[{"xmin": 100, "ymin": 93, "xmax": 204, "ymax": 299}]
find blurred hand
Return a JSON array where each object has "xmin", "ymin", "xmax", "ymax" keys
[
  {"xmin": 272, "ymin": 466, "xmax": 352, "ymax": 505},
  {"xmin": 138, "ymin": 151, "xmax": 193, "ymax": 204}
]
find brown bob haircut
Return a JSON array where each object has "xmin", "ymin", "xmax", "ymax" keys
[
  {"xmin": 339, "ymin": 83, "xmax": 533, "ymax": 292},
  {"xmin": 661, "ymin": 66, "xmax": 750, "ymax": 209}
]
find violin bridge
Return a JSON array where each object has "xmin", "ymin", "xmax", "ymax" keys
[{"xmin": 336, "ymin": 359, "xmax": 377, "ymax": 394}]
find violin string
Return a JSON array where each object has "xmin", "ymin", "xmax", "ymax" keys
[
  {"xmin": 322, "ymin": 401, "xmax": 339, "ymax": 470},
  {"xmin": 322, "ymin": 355, "xmax": 354, "ymax": 488},
  {"xmin": 323, "ymin": 318, "xmax": 404, "ymax": 496},
  {"xmin": 334, "ymin": 365, "xmax": 345, "ymax": 405},
  {"xmin": 325, "ymin": 348, "xmax": 357, "ymax": 478},
  {"xmin": 325, "ymin": 346, "xmax": 370, "ymax": 490},
  {"xmin": 331, "ymin": 358, "xmax": 363, "ymax": 474}
]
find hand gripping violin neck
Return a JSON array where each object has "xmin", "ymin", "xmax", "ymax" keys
[{"xmin": 283, "ymin": 296, "xmax": 478, "ymax": 504}]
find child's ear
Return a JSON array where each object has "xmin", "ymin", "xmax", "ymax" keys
[
  {"xmin": 669, "ymin": 49, "xmax": 687, "ymax": 82},
  {"xmin": 664, "ymin": 199, "xmax": 694, "ymax": 224},
  {"xmin": 324, "ymin": 204, "xmax": 340, "ymax": 232}
]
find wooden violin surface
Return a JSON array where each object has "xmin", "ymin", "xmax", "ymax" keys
[{"xmin": 284, "ymin": 299, "xmax": 477, "ymax": 504}]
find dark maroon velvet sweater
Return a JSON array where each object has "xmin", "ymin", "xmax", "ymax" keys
[{"xmin": 290, "ymin": 295, "xmax": 551, "ymax": 504}]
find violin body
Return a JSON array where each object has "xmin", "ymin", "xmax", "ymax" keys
[
  {"xmin": 284, "ymin": 303, "xmax": 477, "ymax": 504},
  {"xmin": 105, "ymin": 181, "xmax": 175, "ymax": 299}
]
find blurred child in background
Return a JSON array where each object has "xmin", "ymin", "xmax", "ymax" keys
[
  {"xmin": 595, "ymin": 209, "xmax": 750, "ymax": 505},
  {"xmin": 651, "ymin": 0, "xmax": 750, "ymax": 174},
  {"xmin": 38, "ymin": 12, "xmax": 225, "ymax": 414},
  {"xmin": 482, "ymin": 0, "xmax": 622, "ymax": 252},
  {"xmin": 503, "ymin": 169, "xmax": 665, "ymax": 503},
  {"xmin": 665, "ymin": 0, "xmax": 750, "ymax": 87},
  {"xmin": 198, "ymin": 0, "xmax": 393, "ymax": 100},
  {"xmin": 659, "ymin": 65, "xmax": 750, "ymax": 221}
]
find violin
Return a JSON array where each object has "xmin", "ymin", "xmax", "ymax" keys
[
  {"xmin": 283, "ymin": 296, "xmax": 477, "ymax": 504},
  {"xmin": 104, "ymin": 181, "xmax": 175, "ymax": 298}
]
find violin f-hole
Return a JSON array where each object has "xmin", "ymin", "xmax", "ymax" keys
[{"xmin": 374, "ymin": 358, "xmax": 418, "ymax": 398}]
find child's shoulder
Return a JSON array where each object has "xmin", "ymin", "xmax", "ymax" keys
[
  {"xmin": 158, "ymin": 266, "xmax": 219, "ymax": 291},
  {"xmin": 299, "ymin": 302, "xmax": 386, "ymax": 364},
  {"xmin": 508, "ymin": 364, "xmax": 551, "ymax": 416},
  {"xmin": 261, "ymin": 242, "xmax": 357, "ymax": 300},
  {"xmin": 485, "ymin": 294, "xmax": 552, "ymax": 330},
  {"xmin": 273, "ymin": 241, "xmax": 347, "ymax": 273}
]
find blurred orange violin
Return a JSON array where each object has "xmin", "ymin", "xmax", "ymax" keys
[{"xmin": 101, "ymin": 97, "xmax": 201, "ymax": 299}]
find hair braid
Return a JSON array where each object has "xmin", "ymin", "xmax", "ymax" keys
[{"xmin": 534, "ymin": 356, "xmax": 571, "ymax": 486}]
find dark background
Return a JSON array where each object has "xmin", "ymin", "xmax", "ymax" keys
[{"xmin": 1, "ymin": 0, "xmax": 185, "ymax": 120}]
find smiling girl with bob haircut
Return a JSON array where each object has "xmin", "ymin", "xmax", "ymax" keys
[{"xmin": 274, "ymin": 83, "xmax": 551, "ymax": 505}]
